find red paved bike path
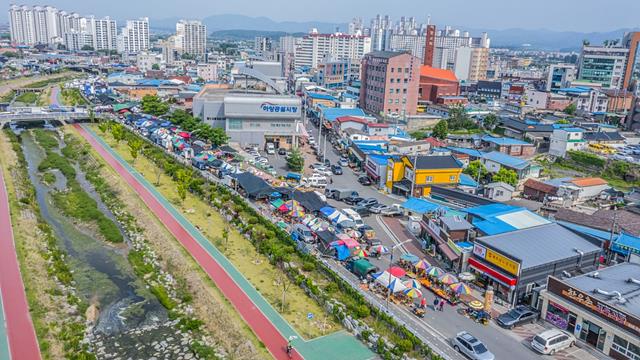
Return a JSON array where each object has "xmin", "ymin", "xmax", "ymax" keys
[
  {"xmin": 0, "ymin": 162, "xmax": 42, "ymax": 360},
  {"xmin": 74, "ymin": 124, "xmax": 302, "ymax": 360}
]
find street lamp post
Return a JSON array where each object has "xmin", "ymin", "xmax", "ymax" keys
[{"xmin": 386, "ymin": 239, "xmax": 412, "ymax": 309}]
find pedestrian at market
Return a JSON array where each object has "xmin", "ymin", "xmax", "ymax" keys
[
  {"xmin": 433, "ymin": 298, "xmax": 439, "ymax": 310},
  {"xmin": 438, "ymin": 299, "xmax": 445, "ymax": 311},
  {"xmin": 420, "ymin": 297, "xmax": 426, "ymax": 309}
]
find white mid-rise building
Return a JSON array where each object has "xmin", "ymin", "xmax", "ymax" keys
[
  {"xmin": 175, "ymin": 20, "xmax": 206, "ymax": 57},
  {"xmin": 118, "ymin": 17, "xmax": 149, "ymax": 54},
  {"xmin": 196, "ymin": 63, "xmax": 218, "ymax": 82},
  {"xmin": 549, "ymin": 128, "xmax": 586, "ymax": 158},
  {"xmin": 294, "ymin": 31, "xmax": 371, "ymax": 69},
  {"xmin": 387, "ymin": 34, "xmax": 426, "ymax": 60}
]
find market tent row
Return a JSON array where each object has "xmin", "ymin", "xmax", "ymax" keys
[{"xmin": 231, "ymin": 172, "xmax": 273, "ymax": 199}]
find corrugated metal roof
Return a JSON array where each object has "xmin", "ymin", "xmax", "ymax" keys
[
  {"xmin": 482, "ymin": 151, "xmax": 530, "ymax": 170},
  {"xmin": 477, "ymin": 223, "xmax": 601, "ymax": 270}
]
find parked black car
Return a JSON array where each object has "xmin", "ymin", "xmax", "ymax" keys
[
  {"xmin": 344, "ymin": 195, "xmax": 364, "ymax": 205},
  {"xmin": 278, "ymin": 148, "xmax": 287, "ymax": 155},
  {"xmin": 352, "ymin": 205, "xmax": 372, "ymax": 217},
  {"xmin": 496, "ymin": 306, "xmax": 539, "ymax": 329},
  {"xmin": 331, "ymin": 165, "xmax": 343, "ymax": 175},
  {"xmin": 324, "ymin": 158, "xmax": 331, "ymax": 166},
  {"xmin": 358, "ymin": 175, "xmax": 372, "ymax": 186}
]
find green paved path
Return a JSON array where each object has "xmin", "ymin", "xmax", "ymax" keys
[
  {"xmin": 84, "ymin": 125, "xmax": 374, "ymax": 360},
  {"xmin": 0, "ymin": 294, "xmax": 10, "ymax": 360}
]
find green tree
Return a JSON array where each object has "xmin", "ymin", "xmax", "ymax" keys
[
  {"xmin": 151, "ymin": 63, "xmax": 160, "ymax": 70},
  {"xmin": 127, "ymin": 137, "xmax": 144, "ymax": 164},
  {"xmin": 141, "ymin": 95, "xmax": 169, "ymax": 116},
  {"xmin": 80, "ymin": 45, "xmax": 94, "ymax": 51},
  {"xmin": 464, "ymin": 160, "xmax": 488, "ymax": 181},
  {"xmin": 556, "ymin": 119, "xmax": 570, "ymax": 124},
  {"xmin": 432, "ymin": 120, "xmax": 449, "ymax": 140},
  {"xmin": 110, "ymin": 123, "xmax": 125, "ymax": 144},
  {"xmin": 286, "ymin": 148, "xmax": 304, "ymax": 172},
  {"xmin": 492, "ymin": 168, "xmax": 518, "ymax": 187},
  {"xmin": 409, "ymin": 130, "xmax": 428, "ymax": 140},
  {"xmin": 482, "ymin": 113, "xmax": 498, "ymax": 130},
  {"xmin": 176, "ymin": 169, "xmax": 194, "ymax": 203},
  {"xmin": 97, "ymin": 121, "xmax": 108, "ymax": 134},
  {"xmin": 563, "ymin": 103, "xmax": 577, "ymax": 115},
  {"xmin": 222, "ymin": 227, "xmax": 229, "ymax": 248},
  {"xmin": 447, "ymin": 105, "xmax": 476, "ymax": 130}
]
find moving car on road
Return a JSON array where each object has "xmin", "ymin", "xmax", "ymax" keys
[
  {"xmin": 531, "ymin": 329, "xmax": 575, "ymax": 355},
  {"xmin": 358, "ymin": 175, "xmax": 372, "ymax": 186},
  {"xmin": 369, "ymin": 203, "xmax": 388, "ymax": 214},
  {"xmin": 310, "ymin": 162, "xmax": 324, "ymax": 169},
  {"xmin": 451, "ymin": 331, "xmax": 495, "ymax": 360},
  {"xmin": 380, "ymin": 204, "xmax": 403, "ymax": 217},
  {"xmin": 331, "ymin": 165, "xmax": 343, "ymax": 175},
  {"xmin": 496, "ymin": 305, "xmax": 539, "ymax": 329},
  {"xmin": 339, "ymin": 157, "xmax": 349, "ymax": 167}
]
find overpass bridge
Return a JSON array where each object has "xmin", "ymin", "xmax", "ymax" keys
[{"xmin": 0, "ymin": 106, "xmax": 91, "ymax": 126}]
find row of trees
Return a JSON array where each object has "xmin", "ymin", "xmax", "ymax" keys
[
  {"xmin": 415, "ymin": 109, "xmax": 499, "ymax": 141},
  {"xmin": 140, "ymin": 96, "xmax": 229, "ymax": 146}
]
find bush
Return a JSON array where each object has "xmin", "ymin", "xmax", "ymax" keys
[
  {"xmin": 566, "ymin": 150, "xmax": 605, "ymax": 168},
  {"xmin": 301, "ymin": 261, "xmax": 316, "ymax": 272}
]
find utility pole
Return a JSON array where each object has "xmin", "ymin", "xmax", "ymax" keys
[
  {"xmin": 410, "ymin": 154, "xmax": 418, "ymax": 197},
  {"xmin": 607, "ymin": 209, "xmax": 618, "ymax": 264}
]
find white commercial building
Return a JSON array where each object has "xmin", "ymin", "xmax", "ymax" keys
[
  {"xmin": 546, "ymin": 64, "xmax": 577, "ymax": 91},
  {"xmin": 117, "ymin": 17, "xmax": 149, "ymax": 54},
  {"xmin": 192, "ymin": 87, "xmax": 304, "ymax": 149},
  {"xmin": 577, "ymin": 45, "xmax": 629, "ymax": 89},
  {"xmin": 136, "ymin": 52, "xmax": 161, "ymax": 72},
  {"xmin": 294, "ymin": 31, "xmax": 372, "ymax": 69},
  {"xmin": 175, "ymin": 20, "xmax": 206, "ymax": 57}
]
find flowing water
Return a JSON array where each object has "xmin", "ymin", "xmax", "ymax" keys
[{"xmin": 20, "ymin": 129, "xmax": 171, "ymax": 354}]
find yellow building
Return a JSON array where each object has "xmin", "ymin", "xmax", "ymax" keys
[{"xmin": 385, "ymin": 155, "xmax": 463, "ymax": 197}]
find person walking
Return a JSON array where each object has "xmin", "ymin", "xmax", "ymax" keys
[
  {"xmin": 433, "ymin": 298, "xmax": 439, "ymax": 311},
  {"xmin": 420, "ymin": 297, "xmax": 427, "ymax": 309},
  {"xmin": 438, "ymin": 299, "xmax": 445, "ymax": 311}
]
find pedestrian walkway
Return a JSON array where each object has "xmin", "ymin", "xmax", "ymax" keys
[
  {"xmin": 0, "ymin": 160, "xmax": 41, "ymax": 360},
  {"xmin": 76, "ymin": 124, "xmax": 374, "ymax": 360}
]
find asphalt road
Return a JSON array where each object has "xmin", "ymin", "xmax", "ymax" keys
[{"xmin": 273, "ymin": 121, "xmax": 549, "ymax": 360}]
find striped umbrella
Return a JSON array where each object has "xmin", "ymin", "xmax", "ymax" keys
[
  {"xmin": 370, "ymin": 244, "xmax": 389, "ymax": 255},
  {"xmin": 414, "ymin": 259, "xmax": 430, "ymax": 270},
  {"xmin": 449, "ymin": 282, "xmax": 472, "ymax": 295},
  {"xmin": 403, "ymin": 279, "xmax": 422, "ymax": 289},
  {"xmin": 426, "ymin": 266, "xmax": 444, "ymax": 277},
  {"xmin": 387, "ymin": 278, "xmax": 408, "ymax": 293},
  {"xmin": 352, "ymin": 248, "xmax": 368, "ymax": 258},
  {"xmin": 439, "ymin": 273, "xmax": 459, "ymax": 285},
  {"xmin": 403, "ymin": 287, "xmax": 423, "ymax": 298}
]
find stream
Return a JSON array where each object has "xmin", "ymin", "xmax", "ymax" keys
[{"xmin": 20, "ymin": 128, "xmax": 177, "ymax": 357}]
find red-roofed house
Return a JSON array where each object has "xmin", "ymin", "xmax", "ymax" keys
[
  {"xmin": 336, "ymin": 116, "xmax": 369, "ymax": 133},
  {"xmin": 424, "ymin": 137, "xmax": 446, "ymax": 147},
  {"xmin": 419, "ymin": 66, "xmax": 461, "ymax": 103}
]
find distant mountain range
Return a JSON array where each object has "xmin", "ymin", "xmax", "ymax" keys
[{"xmin": 149, "ymin": 14, "xmax": 639, "ymax": 50}]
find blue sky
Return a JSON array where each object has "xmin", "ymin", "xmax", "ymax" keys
[{"xmin": 4, "ymin": 0, "xmax": 639, "ymax": 32}]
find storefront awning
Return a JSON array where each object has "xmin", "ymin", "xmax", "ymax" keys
[
  {"xmin": 468, "ymin": 258, "xmax": 517, "ymax": 287},
  {"xmin": 437, "ymin": 243, "xmax": 460, "ymax": 261}
]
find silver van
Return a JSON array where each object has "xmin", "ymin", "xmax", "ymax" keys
[{"xmin": 531, "ymin": 329, "xmax": 575, "ymax": 355}]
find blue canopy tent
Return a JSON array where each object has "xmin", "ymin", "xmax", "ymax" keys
[
  {"xmin": 335, "ymin": 245, "xmax": 351, "ymax": 261},
  {"xmin": 320, "ymin": 206, "xmax": 337, "ymax": 218}
]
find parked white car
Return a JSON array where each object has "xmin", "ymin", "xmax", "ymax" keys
[
  {"xmin": 530, "ymin": 329, "xmax": 575, "ymax": 355},
  {"xmin": 313, "ymin": 167, "xmax": 332, "ymax": 176}
]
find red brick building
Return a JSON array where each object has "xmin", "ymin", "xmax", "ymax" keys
[
  {"xmin": 360, "ymin": 51, "xmax": 421, "ymax": 117},
  {"xmin": 418, "ymin": 66, "xmax": 460, "ymax": 103}
]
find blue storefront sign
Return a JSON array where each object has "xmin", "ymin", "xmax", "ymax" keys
[{"xmin": 260, "ymin": 102, "xmax": 298, "ymax": 113}]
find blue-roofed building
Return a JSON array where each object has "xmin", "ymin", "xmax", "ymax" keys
[
  {"xmin": 401, "ymin": 197, "xmax": 446, "ymax": 215},
  {"xmin": 458, "ymin": 173, "xmax": 479, "ymax": 192},
  {"xmin": 481, "ymin": 135, "xmax": 536, "ymax": 157},
  {"xmin": 364, "ymin": 154, "xmax": 391, "ymax": 189},
  {"xmin": 481, "ymin": 151, "xmax": 538, "ymax": 179},
  {"xmin": 611, "ymin": 232, "xmax": 640, "ymax": 257},
  {"xmin": 349, "ymin": 140, "xmax": 388, "ymax": 168},
  {"xmin": 319, "ymin": 106, "xmax": 366, "ymax": 122},
  {"xmin": 463, "ymin": 203, "xmax": 551, "ymax": 236},
  {"xmin": 306, "ymin": 92, "xmax": 339, "ymax": 108},
  {"xmin": 447, "ymin": 146, "xmax": 484, "ymax": 160}
]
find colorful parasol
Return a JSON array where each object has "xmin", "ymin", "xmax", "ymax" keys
[
  {"xmin": 413, "ymin": 259, "xmax": 430, "ymax": 270},
  {"xmin": 387, "ymin": 266, "xmax": 406, "ymax": 278},
  {"xmin": 288, "ymin": 205, "xmax": 306, "ymax": 218},
  {"xmin": 352, "ymin": 248, "xmax": 368, "ymax": 258},
  {"xmin": 438, "ymin": 273, "xmax": 459, "ymax": 285},
  {"xmin": 387, "ymin": 278, "xmax": 408, "ymax": 293},
  {"xmin": 403, "ymin": 279, "xmax": 422, "ymax": 289},
  {"xmin": 449, "ymin": 282, "xmax": 472, "ymax": 295},
  {"xmin": 403, "ymin": 287, "xmax": 423, "ymax": 298},
  {"xmin": 371, "ymin": 244, "xmax": 389, "ymax": 254},
  {"xmin": 400, "ymin": 253, "xmax": 420, "ymax": 263},
  {"xmin": 373, "ymin": 271, "xmax": 396, "ymax": 287},
  {"xmin": 284, "ymin": 199, "xmax": 300, "ymax": 210},
  {"xmin": 426, "ymin": 266, "xmax": 444, "ymax": 277}
]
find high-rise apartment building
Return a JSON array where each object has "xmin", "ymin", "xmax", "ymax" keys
[
  {"xmin": 359, "ymin": 51, "xmax": 421, "ymax": 117},
  {"xmin": 117, "ymin": 17, "xmax": 149, "ymax": 54},
  {"xmin": 432, "ymin": 27, "xmax": 490, "ymax": 73},
  {"xmin": 577, "ymin": 45, "xmax": 628, "ymax": 89},
  {"xmin": 254, "ymin": 36, "xmax": 272, "ymax": 53},
  {"xmin": 175, "ymin": 20, "xmax": 206, "ymax": 57},
  {"xmin": 8, "ymin": 4, "xmax": 58, "ymax": 45},
  {"xmin": 91, "ymin": 16, "xmax": 117, "ymax": 51},
  {"xmin": 294, "ymin": 31, "xmax": 371, "ymax": 69},
  {"xmin": 622, "ymin": 32, "xmax": 640, "ymax": 93},
  {"xmin": 388, "ymin": 34, "xmax": 426, "ymax": 60}
]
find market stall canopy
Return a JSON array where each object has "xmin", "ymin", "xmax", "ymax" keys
[
  {"xmin": 351, "ymin": 259, "xmax": 377, "ymax": 278},
  {"xmin": 373, "ymin": 271, "xmax": 397, "ymax": 287},
  {"xmin": 400, "ymin": 254, "xmax": 420, "ymax": 263},
  {"xmin": 232, "ymin": 172, "xmax": 273, "ymax": 198},
  {"xmin": 387, "ymin": 278, "xmax": 408, "ymax": 293},
  {"xmin": 450, "ymin": 282, "xmax": 472, "ymax": 295},
  {"xmin": 439, "ymin": 273, "xmax": 459, "ymax": 285},
  {"xmin": 387, "ymin": 266, "xmax": 406, "ymax": 278},
  {"xmin": 320, "ymin": 206, "xmax": 337, "ymax": 218},
  {"xmin": 292, "ymin": 190, "xmax": 327, "ymax": 213}
]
